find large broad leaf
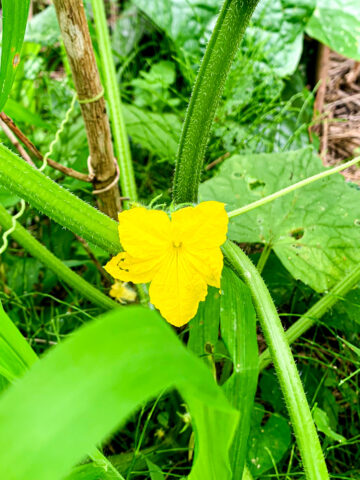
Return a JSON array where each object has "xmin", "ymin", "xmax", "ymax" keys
[
  {"xmin": 247, "ymin": 0, "xmax": 315, "ymax": 77},
  {"xmin": 0, "ymin": 306, "xmax": 238, "ymax": 480},
  {"xmin": 247, "ymin": 404, "xmax": 291, "ymax": 477},
  {"xmin": 25, "ymin": 5, "xmax": 61, "ymax": 47},
  {"xmin": 131, "ymin": 0, "xmax": 218, "ymax": 61},
  {"xmin": 0, "ymin": 0, "xmax": 31, "ymax": 110},
  {"xmin": 200, "ymin": 147, "xmax": 360, "ymax": 292},
  {"xmin": 123, "ymin": 104, "xmax": 181, "ymax": 161},
  {"xmin": 306, "ymin": 0, "xmax": 360, "ymax": 61}
]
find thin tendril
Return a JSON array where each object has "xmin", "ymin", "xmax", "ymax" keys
[
  {"xmin": 39, "ymin": 92, "xmax": 77, "ymax": 172},
  {"xmin": 1, "ymin": 92, "xmax": 78, "ymax": 254},
  {"xmin": 0, "ymin": 199, "xmax": 26, "ymax": 254}
]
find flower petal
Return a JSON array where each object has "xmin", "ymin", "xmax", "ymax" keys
[
  {"xmin": 118, "ymin": 207, "xmax": 171, "ymax": 258},
  {"xmin": 149, "ymin": 250, "xmax": 208, "ymax": 327},
  {"xmin": 183, "ymin": 247, "xmax": 224, "ymax": 288},
  {"xmin": 171, "ymin": 201, "xmax": 228, "ymax": 250},
  {"xmin": 104, "ymin": 252, "xmax": 166, "ymax": 283}
]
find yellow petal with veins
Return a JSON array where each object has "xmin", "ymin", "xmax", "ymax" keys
[
  {"xmin": 149, "ymin": 250, "xmax": 208, "ymax": 327},
  {"xmin": 104, "ymin": 252, "xmax": 167, "ymax": 283},
  {"xmin": 118, "ymin": 207, "xmax": 171, "ymax": 258},
  {"xmin": 183, "ymin": 247, "xmax": 224, "ymax": 288},
  {"xmin": 105, "ymin": 201, "xmax": 229, "ymax": 326},
  {"xmin": 171, "ymin": 201, "xmax": 228, "ymax": 250}
]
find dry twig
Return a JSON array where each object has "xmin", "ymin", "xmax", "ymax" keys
[
  {"xmin": 0, "ymin": 119, "xmax": 35, "ymax": 167},
  {"xmin": 0, "ymin": 112, "xmax": 91, "ymax": 182}
]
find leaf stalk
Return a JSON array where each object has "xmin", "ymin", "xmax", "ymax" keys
[{"xmin": 223, "ymin": 239, "xmax": 330, "ymax": 480}]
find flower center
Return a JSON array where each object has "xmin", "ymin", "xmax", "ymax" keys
[{"xmin": 172, "ymin": 240, "xmax": 182, "ymax": 248}]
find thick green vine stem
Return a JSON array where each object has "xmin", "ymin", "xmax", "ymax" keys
[
  {"xmin": 172, "ymin": 0, "xmax": 260, "ymax": 204},
  {"xmin": 223, "ymin": 240, "xmax": 330, "ymax": 480},
  {"xmin": 0, "ymin": 144, "xmax": 120, "ymax": 254},
  {"xmin": 90, "ymin": 0, "xmax": 137, "ymax": 205},
  {"xmin": 259, "ymin": 262, "xmax": 360, "ymax": 371},
  {"xmin": 0, "ymin": 204, "xmax": 118, "ymax": 311}
]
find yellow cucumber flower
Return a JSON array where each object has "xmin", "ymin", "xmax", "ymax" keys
[
  {"xmin": 109, "ymin": 281, "xmax": 137, "ymax": 304},
  {"xmin": 105, "ymin": 201, "xmax": 228, "ymax": 327}
]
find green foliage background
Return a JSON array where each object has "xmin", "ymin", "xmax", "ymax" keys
[{"xmin": 0, "ymin": 0, "xmax": 359, "ymax": 479}]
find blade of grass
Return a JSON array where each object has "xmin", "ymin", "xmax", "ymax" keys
[
  {"xmin": 0, "ymin": 0, "xmax": 31, "ymax": 110},
  {"xmin": 223, "ymin": 240, "xmax": 330, "ymax": 480},
  {"xmin": 0, "ymin": 306, "xmax": 238, "ymax": 480},
  {"xmin": 0, "ymin": 302, "xmax": 38, "ymax": 382},
  {"xmin": 221, "ymin": 268, "xmax": 259, "ymax": 479},
  {"xmin": 91, "ymin": 0, "xmax": 137, "ymax": 205},
  {"xmin": 188, "ymin": 286, "xmax": 220, "ymax": 362},
  {"xmin": 0, "ymin": 204, "xmax": 118, "ymax": 311}
]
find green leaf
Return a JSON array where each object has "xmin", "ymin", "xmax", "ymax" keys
[
  {"xmin": 249, "ymin": 0, "xmax": 315, "ymax": 76},
  {"xmin": 0, "ymin": 306, "xmax": 238, "ymax": 480},
  {"xmin": 260, "ymin": 253, "xmax": 299, "ymax": 307},
  {"xmin": 64, "ymin": 463, "xmax": 118, "ymax": 480},
  {"xmin": 306, "ymin": 0, "xmax": 360, "ymax": 61},
  {"xmin": 146, "ymin": 459, "xmax": 165, "ymax": 480},
  {"xmin": 131, "ymin": 0, "xmax": 218, "ymax": 62},
  {"xmin": 188, "ymin": 286, "xmax": 221, "ymax": 358},
  {"xmin": 220, "ymin": 268, "xmax": 258, "ymax": 479},
  {"xmin": 313, "ymin": 407, "xmax": 346, "ymax": 443},
  {"xmin": 0, "ymin": 303, "xmax": 37, "ymax": 383},
  {"xmin": 123, "ymin": 104, "xmax": 181, "ymax": 161},
  {"xmin": 25, "ymin": 5, "xmax": 61, "ymax": 46},
  {"xmin": 4, "ymin": 98, "xmax": 49, "ymax": 128},
  {"xmin": 247, "ymin": 404, "xmax": 291, "ymax": 477},
  {"xmin": 0, "ymin": 0, "xmax": 31, "ymax": 111},
  {"xmin": 0, "ymin": 204, "xmax": 118, "ymax": 311},
  {"xmin": 200, "ymin": 148, "xmax": 360, "ymax": 292},
  {"xmin": 0, "ymin": 188, "xmax": 19, "ymax": 208},
  {"xmin": 259, "ymin": 370, "xmax": 286, "ymax": 413},
  {"xmin": 324, "ymin": 286, "xmax": 360, "ymax": 336}
]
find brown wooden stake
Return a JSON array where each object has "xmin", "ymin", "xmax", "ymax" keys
[{"xmin": 53, "ymin": 0, "xmax": 121, "ymax": 219}]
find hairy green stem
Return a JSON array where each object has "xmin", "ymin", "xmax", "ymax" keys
[
  {"xmin": 172, "ymin": 0, "xmax": 259, "ymax": 204},
  {"xmin": 90, "ymin": 0, "xmax": 137, "ymax": 205},
  {"xmin": 223, "ymin": 240, "xmax": 329, "ymax": 480},
  {"xmin": 0, "ymin": 144, "xmax": 120, "ymax": 254},
  {"xmin": 0, "ymin": 204, "xmax": 118, "ymax": 311},
  {"xmin": 228, "ymin": 155, "xmax": 360, "ymax": 219},
  {"xmin": 259, "ymin": 262, "xmax": 360, "ymax": 371}
]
